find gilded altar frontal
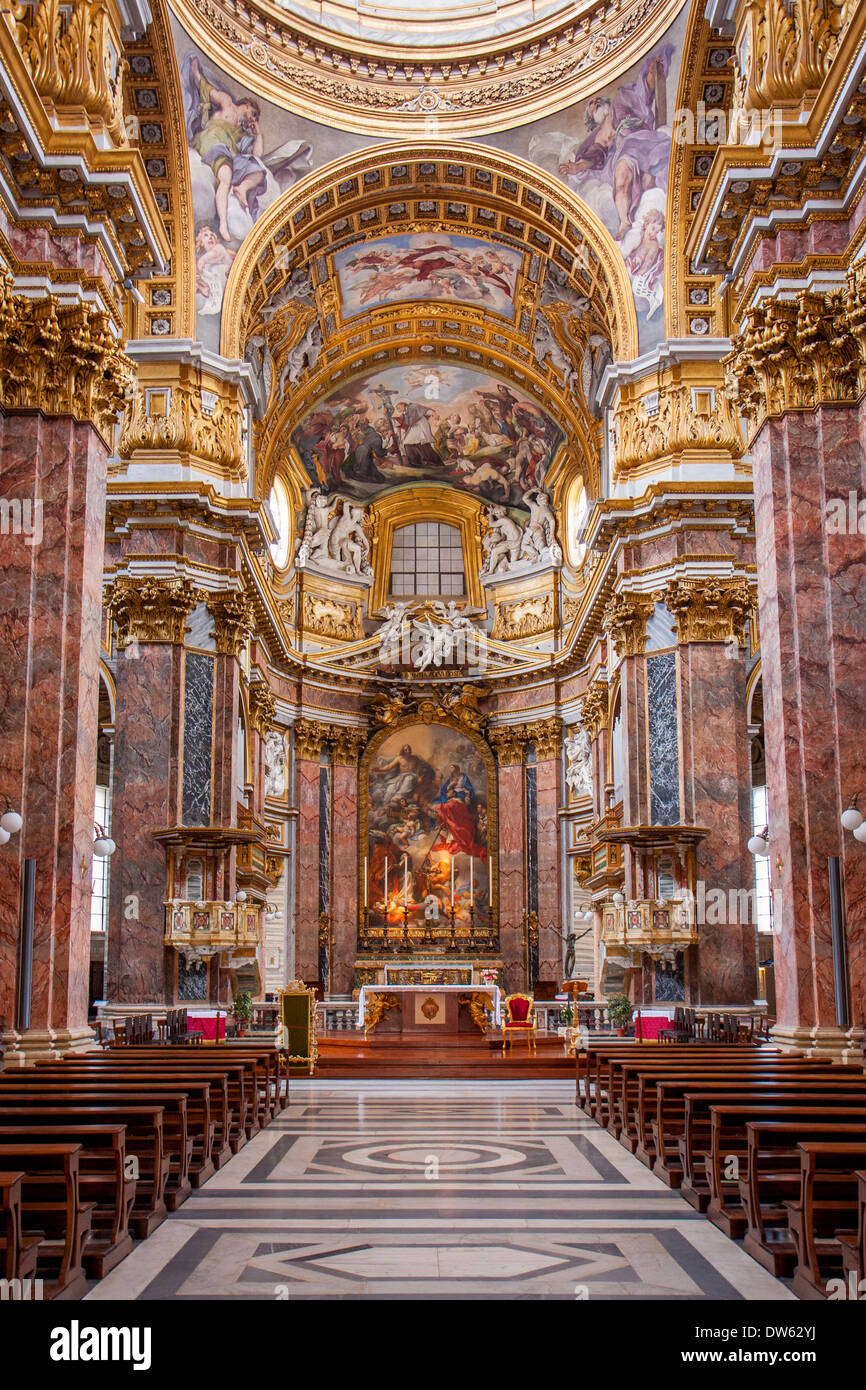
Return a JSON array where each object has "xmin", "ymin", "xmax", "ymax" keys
[{"xmin": 1, "ymin": 0, "xmax": 866, "ymax": 1324}]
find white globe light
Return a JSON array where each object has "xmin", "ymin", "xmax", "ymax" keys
[
  {"xmin": 842, "ymin": 807, "xmax": 864, "ymax": 831},
  {"xmin": 0, "ymin": 811, "xmax": 22, "ymax": 834},
  {"xmin": 93, "ymin": 835, "xmax": 116, "ymax": 857},
  {"xmin": 0, "ymin": 827, "xmax": 9, "ymax": 846},
  {"xmin": 853, "ymin": 822, "xmax": 866, "ymax": 844},
  {"xmin": 612, "ymin": 891, "xmax": 624, "ymax": 905},
  {"xmin": 747, "ymin": 834, "xmax": 769, "ymax": 856},
  {"xmin": 235, "ymin": 889, "xmax": 248, "ymax": 902},
  {"xmin": 195, "ymin": 900, "xmax": 207, "ymax": 910}
]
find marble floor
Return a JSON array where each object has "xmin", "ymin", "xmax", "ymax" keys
[{"xmin": 87, "ymin": 1081, "xmax": 796, "ymax": 1301}]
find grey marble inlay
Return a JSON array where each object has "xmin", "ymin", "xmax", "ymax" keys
[
  {"xmin": 87, "ymin": 1082, "xmax": 795, "ymax": 1303},
  {"xmin": 648, "ymin": 652, "xmax": 680, "ymax": 825},
  {"xmin": 182, "ymin": 652, "xmax": 214, "ymax": 825},
  {"xmin": 185, "ymin": 602, "xmax": 216, "ymax": 651}
]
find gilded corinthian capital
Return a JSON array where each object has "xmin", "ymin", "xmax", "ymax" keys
[
  {"xmin": 666, "ymin": 577, "xmax": 756, "ymax": 646},
  {"xmin": 580, "ymin": 680, "xmax": 609, "ymax": 740},
  {"xmin": 0, "ymin": 278, "xmax": 133, "ymax": 445},
  {"xmin": 105, "ymin": 576, "xmax": 203, "ymax": 648},
  {"xmin": 602, "ymin": 591, "xmax": 656, "ymax": 659},
  {"xmin": 724, "ymin": 287, "xmax": 864, "ymax": 437},
  {"xmin": 208, "ymin": 590, "xmax": 256, "ymax": 659},
  {"xmin": 331, "ymin": 725, "xmax": 368, "ymax": 766},
  {"xmin": 294, "ymin": 717, "xmax": 331, "ymax": 761},
  {"xmin": 248, "ymin": 680, "xmax": 278, "ymax": 737},
  {"xmin": 488, "ymin": 725, "xmax": 527, "ymax": 766}
]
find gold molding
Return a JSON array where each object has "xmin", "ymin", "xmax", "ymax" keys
[
  {"xmin": 0, "ymin": 277, "xmax": 133, "ymax": 445},
  {"xmin": 105, "ymin": 575, "xmax": 202, "ymax": 647}
]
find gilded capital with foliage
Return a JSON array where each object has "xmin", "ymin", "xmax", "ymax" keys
[
  {"xmin": 209, "ymin": 590, "xmax": 256, "ymax": 659},
  {"xmin": 666, "ymin": 577, "xmax": 756, "ymax": 646},
  {"xmin": 294, "ymin": 717, "xmax": 331, "ymax": 762},
  {"xmin": 105, "ymin": 576, "xmax": 203, "ymax": 648},
  {"xmin": 580, "ymin": 680, "xmax": 609, "ymax": 740},
  {"xmin": 331, "ymin": 725, "xmax": 368, "ymax": 766},
  {"xmin": 248, "ymin": 679, "xmax": 278, "ymax": 737},
  {"xmin": 602, "ymin": 590, "xmax": 656, "ymax": 659}
]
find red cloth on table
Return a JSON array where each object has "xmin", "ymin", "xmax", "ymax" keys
[
  {"xmin": 634, "ymin": 1015, "xmax": 673, "ymax": 1040},
  {"xmin": 187, "ymin": 1013, "xmax": 226, "ymax": 1041}
]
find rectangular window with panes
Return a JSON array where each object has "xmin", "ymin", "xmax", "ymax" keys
[{"xmin": 390, "ymin": 522, "xmax": 465, "ymax": 597}]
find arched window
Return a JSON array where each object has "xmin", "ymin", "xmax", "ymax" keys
[
  {"xmin": 390, "ymin": 521, "xmax": 464, "ymax": 597},
  {"xmin": 269, "ymin": 477, "xmax": 291, "ymax": 570},
  {"xmin": 610, "ymin": 692, "xmax": 624, "ymax": 805},
  {"xmin": 566, "ymin": 477, "xmax": 589, "ymax": 565}
]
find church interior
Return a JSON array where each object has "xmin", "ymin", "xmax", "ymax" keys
[{"xmin": 1, "ymin": 0, "xmax": 866, "ymax": 1322}]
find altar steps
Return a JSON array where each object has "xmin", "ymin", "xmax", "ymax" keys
[{"xmin": 314, "ymin": 1034, "xmax": 573, "ymax": 1079}]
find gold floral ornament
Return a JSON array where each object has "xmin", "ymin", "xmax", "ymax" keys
[
  {"xmin": 602, "ymin": 590, "xmax": 656, "ymax": 659},
  {"xmin": 248, "ymin": 679, "xmax": 278, "ymax": 737},
  {"xmin": 10, "ymin": 0, "xmax": 129, "ymax": 145},
  {"xmin": 208, "ymin": 590, "xmax": 256, "ymax": 658},
  {"xmin": 665, "ymin": 577, "xmax": 756, "ymax": 646},
  {"xmin": 580, "ymin": 680, "xmax": 609, "ymax": 740},
  {"xmin": 0, "ymin": 276, "xmax": 133, "ymax": 445}
]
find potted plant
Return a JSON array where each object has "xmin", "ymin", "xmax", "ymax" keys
[
  {"xmin": 607, "ymin": 994, "xmax": 633, "ymax": 1036},
  {"xmin": 557, "ymin": 1003, "xmax": 574, "ymax": 1038},
  {"xmin": 232, "ymin": 991, "xmax": 253, "ymax": 1038}
]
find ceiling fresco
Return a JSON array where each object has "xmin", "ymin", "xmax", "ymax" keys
[
  {"xmin": 290, "ymin": 361, "xmax": 564, "ymax": 507},
  {"xmin": 333, "ymin": 234, "xmax": 522, "ymax": 320}
]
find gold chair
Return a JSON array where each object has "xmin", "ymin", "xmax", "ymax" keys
[{"xmin": 501, "ymin": 993, "xmax": 537, "ymax": 1053}]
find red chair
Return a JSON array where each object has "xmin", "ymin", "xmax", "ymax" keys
[{"xmin": 501, "ymin": 994, "xmax": 537, "ymax": 1053}]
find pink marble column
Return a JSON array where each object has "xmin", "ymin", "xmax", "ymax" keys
[
  {"xmin": 0, "ymin": 413, "xmax": 108, "ymax": 1054},
  {"xmin": 752, "ymin": 405, "xmax": 866, "ymax": 1045},
  {"xmin": 497, "ymin": 760, "xmax": 525, "ymax": 992},
  {"xmin": 678, "ymin": 641, "xmax": 757, "ymax": 1004},
  {"xmin": 295, "ymin": 756, "xmax": 321, "ymax": 984},
  {"xmin": 106, "ymin": 643, "xmax": 182, "ymax": 1004},
  {"xmin": 536, "ymin": 757, "xmax": 562, "ymax": 981},
  {"xmin": 331, "ymin": 760, "xmax": 359, "ymax": 994}
]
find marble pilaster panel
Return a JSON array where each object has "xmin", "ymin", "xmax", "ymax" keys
[
  {"xmin": 0, "ymin": 413, "xmax": 108, "ymax": 1045},
  {"xmin": 647, "ymin": 652, "xmax": 680, "ymax": 826},
  {"xmin": 536, "ymin": 758, "xmax": 562, "ymax": 982},
  {"xmin": 331, "ymin": 762, "xmax": 358, "ymax": 994},
  {"xmin": 497, "ymin": 761, "xmax": 525, "ymax": 993},
  {"xmin": 295, "ymin": 757, "xmax": 321, "ymax": 984}
]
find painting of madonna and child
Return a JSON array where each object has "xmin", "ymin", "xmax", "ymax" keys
[
  {"xmin": 292, "ymin": 362, "xmax": 564, "ymax": 509},
  {"xmin": 366, "ymin": 724, "xmax": 492, "ymax": 933}
]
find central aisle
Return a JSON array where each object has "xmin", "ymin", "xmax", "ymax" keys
[{"xmin": 88, "ymin": 1082, "xmax": 795, "ymax": 1301}]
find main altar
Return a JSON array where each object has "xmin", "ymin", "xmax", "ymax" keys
[{"xmin": 357, "ymin": 983, "xmax": 501, "ymax": 1039}]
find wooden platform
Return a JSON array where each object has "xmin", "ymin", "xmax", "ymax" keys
[{"xmin": 314, "ymin": 1032, "xmax": 573, "ymax": 1079}]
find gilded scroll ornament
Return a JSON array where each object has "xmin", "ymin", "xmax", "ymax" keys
[
  {"xmin": 580, "ymin": 680, "xmax": 610, "ymax": 741},
  {"xmin": 118, "ymin": 384, "xmax": 244, "ymax": 473},
  {"xmin": 0, "ymin": 277, "xmax": 133, "ymax": 445},
  {"xmin": 105, "ymin": 576, "xmax": 203, "ymax": 648},
  {"xmin": 209, "ymin": 590, "xmax": 255, "ymax": 658},
  {"xmin": 248, "ymin": 679, "xmax": 277, "ymax": 737},
  {"xmin": 10, "ymin": 0, "xmax": 128, "ymax": 145}
]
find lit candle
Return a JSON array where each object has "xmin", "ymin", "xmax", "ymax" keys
[
  {"xmin": 489, "ymin": 859, "xmax": 493, "ymax": 903},
  {"xmin": 384, "ymin": 856, "xmax": 388, "ymax": 907},
  {"xmin": 470, "ymin": 856, "xmax": 473, "ymax": 906},
  {"xmin": 363, "ymin": 856, "xmax": 368, "ymax": 908},
  {"xmin": 450, "ymin": 855, "xmax": 454, "ymax": 907}
]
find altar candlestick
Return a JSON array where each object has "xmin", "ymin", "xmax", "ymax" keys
[
  {"xmin": 404, "ymin": 855, "xmax": 408, "ymax": 905},
  {"xmin": 384, "ymin": 857, "xmax": 388, "ymax": 907},
  {"xmin": 470, "ymin": 856, "xmax": 473, "ymax": 906},
  {"xmin": 364, "ymin": 856, "xmax": 368, "ymax": 908},
  {"xmin": 450, "ymin": 855, "xmax": 454, "ymax": 907}
]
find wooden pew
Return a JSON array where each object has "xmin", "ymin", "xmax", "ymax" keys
[
  {"xmin": 705, "ymin": 1113, "xmax": 866, "ymax": 1239},
  {"xmin": 0, "ymin": 1105, "xmax": 167, "ymax": 1238},
  {"xmin": 33, "ymin": 1064, "xmax": 231, "ymax": 1167},
  {"xmin": 0, "ymin": 1123, "xmax": 134, "ymax": 1277},
  {"xmin": 786, "ymin": 1141, "xmax": 866, "ymax": 1299},
  {"xmin": 0, "ymin": 1171, "xmax": 41, "ymax": 1283},
  {"xmin": 0, "ymin": 1143, "xmax": 93, "ymax": 1300},
  {"xmin": 837, "ymin": 1169, "xmax": 866, "ymax": 1293},
  {"xmin": 581, "ymin": 1045, "xmax": 775, "ymax": 1125},
  {"xmin": 638, "ymin": 1071, "xmax": 866, "ymax": 1175},
  {"xmin": 53, "ymin": 1055, "xmax": 251, "ymax": 1152},
  {"xmin": 0, "ymin": 1086, "xmax": 192, "ymax": 1211},
  {"xmin": 575, "ymin": 1041, "xmax": 776, "ymax": 1112},
  {"xmin": 109, "ymin": 1043, "xmax": 287, "ymax": 1125},
  {"xmin": 677, "ymin": 1094, "xmax": 866, "ymax": 1210}
]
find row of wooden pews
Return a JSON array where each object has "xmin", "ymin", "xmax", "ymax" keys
[
  {"xmin": 0, "ymin": 1040, "xmax": 287, "ymax": 1298},
  {"xmin": 577, "ymin": 1038, "xmax": 866, "ymax": 1299}
]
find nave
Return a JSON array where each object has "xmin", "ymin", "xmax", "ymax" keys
[{"xmin": 87, "ymin": 1081, "xmax": 791, "ymax": 1301}]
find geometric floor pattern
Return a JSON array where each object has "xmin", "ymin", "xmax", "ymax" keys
[{"xmin": 87, "ymin": 1081, "xmax": 796, "ymax": 1301}]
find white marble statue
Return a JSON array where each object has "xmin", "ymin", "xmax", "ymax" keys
[
  {"xmin": 277, "ymin": 319, "xmax": 322, "ymax": 399},
  {"xmin": 299, "ymin": 488, "xmax": 339, "ymax": 566},
  {"xmin": 481, "ymin": 505, "xmax": 524, "ymax": 575},
  {"xmin": 519, "ymin": 488, "xmax": 559, "ymax": 563},
  {"xmin": 328, "ymin": 500, "xmax": 372, "ymax": 576},
  {"xmin": 533, "ymin": 313, "xmax": 577, "ymax": 391},
  {"xmin": 264, "ymin": 728, "xmax": 287, "ymax": 798},
  {"xmin": 564, "ymin": 724, "xmax": 592, "ymax": 799}
]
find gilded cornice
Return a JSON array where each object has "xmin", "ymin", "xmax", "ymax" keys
[
  {"xmin": 665, "ymin": 575, "xmax": 756, "ymax": 644},
  {"xmin": 0, "ymin": 277, "xmax": 134, "ymax": 445},
  {"xmin": 489, "ymin": 716, "xmax": 562, "ymax": 762},
  {"xmin": 294, "ymin": 717, "xmax": 331, "ymax": 761},
  {"xmin": 602, "ymin": 590, "xmax": 656, "ymax": 659},
  {"xmin": 117, "ymin": 380, "xmax": 245, "ymax": 477},
  {"xmin": 612, "ymin": 378, "xmax": 742, "ymax": 475},
  {"xmin": 580, "ymin": 679, "xmax": 609, "ymax": 740},
  {"xmin": 248, "ymin": 678, "xmax": 278, "ymax": 736},
  {"xmin": 208, "ymin": 590, "xmax": 255, "ymax": 658},
  {"xmin": 724, "ymin": 278, "xmax": 865, "ymax": 438},
  {"xmin": 169, "ymin": 0, "xmax": 685, "ymax": 138},
  {"xmin": 105, "ymin": 575, "xmax": 203, "ymax": 647}
]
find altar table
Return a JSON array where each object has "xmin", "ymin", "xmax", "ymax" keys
[{"xmin": 357, "ymin": 984, "xmax": 501, "ymax": 1033}]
